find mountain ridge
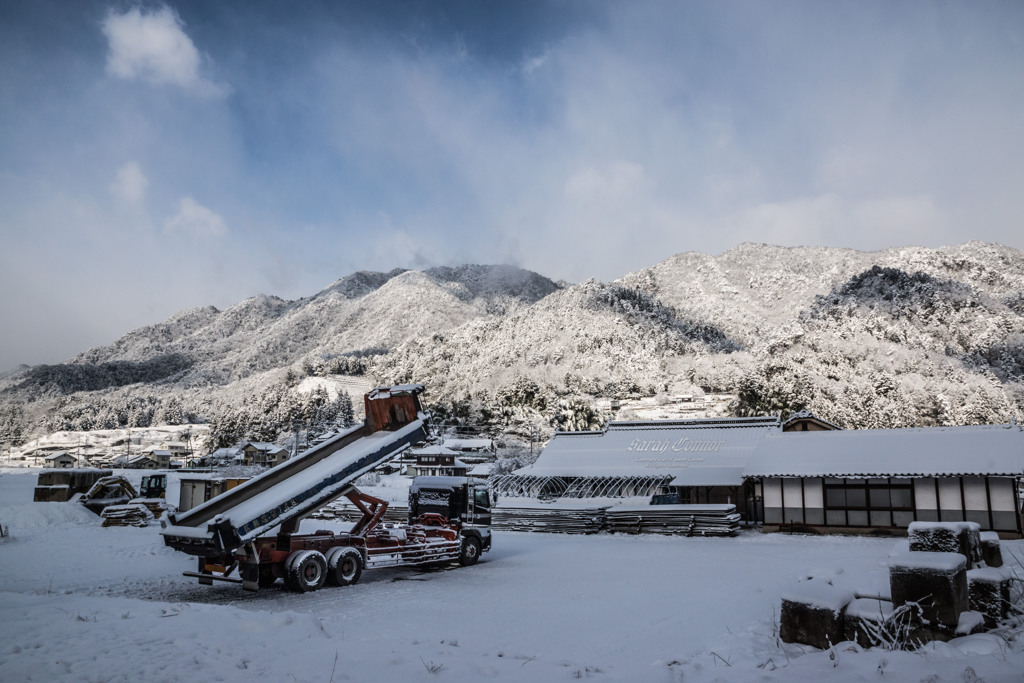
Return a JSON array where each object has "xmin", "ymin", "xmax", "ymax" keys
[{"xmin": 2, "ymin": 244, "xmax": 1022, "ymax": 444}]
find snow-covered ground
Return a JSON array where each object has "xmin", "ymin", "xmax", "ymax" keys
[{"xmin": 1, "ymin": 468, "xmax": 1022, "ymax": 682}]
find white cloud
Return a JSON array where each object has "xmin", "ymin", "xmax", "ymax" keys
[
  {"xmin": 102, "ymin": 6, "xmax": 223, "ymax": 95},
  {"xmin": 109, "ymin": 162, "xmax": 148, "ymax": 205},
  {"xmin": 730, "ymin": 194, "xmax": 949, "ymax": 250},
  {"xmin": 564, "ymin": 162, "xmax": 651, "ymax": 203},
  {"xmin": 522, "ymin": 51, "xmax": 549, "ymax": 75},
  {"xmin": 164, "ymin": 197, "xmax": 227, "ymax": 239}
]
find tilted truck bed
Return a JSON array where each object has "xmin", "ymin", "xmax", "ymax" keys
[{"xmin": 161, "ymin": 417, "xmax": 428, "ymax": 556}]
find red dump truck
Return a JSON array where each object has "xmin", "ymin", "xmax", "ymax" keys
[{"xmin": 161, "ymin": 384, "xmax": 491, "ymax": 592}]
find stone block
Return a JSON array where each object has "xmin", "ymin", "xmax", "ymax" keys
[
  {"xmin": 780, "ymin": 582, "xmax": 854, "ymax": 649},
  {"xmin": 979, "ymin": 531, "xmax": 1003, "ymax": 568},
  {"xmin": 908, "ymin": 521, "xmax": 981, "ymax": 566},
  {"xmin": 967, "ymin": 567, "xmax": 1011, "ymax": 627},
  {"xmin": 889, "ymin": 551, "xmax": 967, "ymax": 629}
]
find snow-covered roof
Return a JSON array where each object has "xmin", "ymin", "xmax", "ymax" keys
[
  {"xmin": 409, "ymin": 475, "xmax": 482, "ymax": 492},
  {"xmin": 44, "ymin": 452, "xmax": 73, "ymax": 461},
  {"xmin": 243, "ymin": 442, "xmax": 286, "ymax": 453},
  {"xmin": 744, "ymin": 424, "xmax": 1024, "ymax": 478},
  {"xmin": 368, "ymin": 383, "xmax": 424, "ymax": 399},
  {"xmin": 782, "ymin": 410, "xmax": 841, "ymax": 431},
  {"xmin": 518, "ymin": 417, "xmax": 781, "ymax": 486},
  {"xmin": 444, "ymin": 438, "xmax": 494, "ymax": 451},
  {"xmin": 412, "ymin": 445, "xmax": 460, "ymax": 456}
]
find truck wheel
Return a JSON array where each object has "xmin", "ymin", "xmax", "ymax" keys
[
  {"xmin": 459, "ymin": 535, "xmax": 481, "ymax": 566},
  {"xmin": 286, "ymin": 550, "xmax": 327, "ymax": 592},
  {"xmin": 326, "ymin": 547, "xmax": 363, "ymax": 586}
]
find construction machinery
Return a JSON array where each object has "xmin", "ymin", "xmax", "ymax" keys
[
  {"xmin": 138, "ymin": 473, "xmax": 167, "ymax": 499},
  {"xmin": 160, "ymin": 384, "xmax": 491, "ymax": 592}
]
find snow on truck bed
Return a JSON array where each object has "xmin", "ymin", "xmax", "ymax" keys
[{"xmin": 163, "ymin": 421, "xmax": 423, "ymax": 542}]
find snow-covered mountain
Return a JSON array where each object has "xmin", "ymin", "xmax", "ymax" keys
[
  {"xmin": 44, "ymin": 264, "xmax": 561, "ymax": 388},
  {"xmin": 2, "ymin": 244, "xmax": 1023, "ymax": 444}
]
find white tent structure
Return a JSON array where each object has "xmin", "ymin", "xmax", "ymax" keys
[{"xmin": 493, "ymin": 417, "xmax": 780, "ymax": 516}]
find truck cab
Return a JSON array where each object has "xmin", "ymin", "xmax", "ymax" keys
[{"xmin": 408, "ymin": 476, "xmax": 492, "ymax": 564}]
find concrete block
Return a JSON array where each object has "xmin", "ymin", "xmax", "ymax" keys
[
  {"xmin": 889, "ymin": 551, "xmax": 967, "ymax": 629},
  {"xmin": 843, "ymin": 598, "xmax": 893, "ymax": 647},
  {"xmin": 967, "ymin": 567, "xmax": 1011, "ymax": 627},
  {"xmin": 908, "ymin": 521, "xmax": 981, "ymax": 566},
  {"xmin": 979, "ymin": 531, "xmax": 1003, "ymax": 568},
  {"xmin": 780, "ymin": 582, "xmax": 854, "ymax": 649},
  {"xmin": 33, "ymin": 485, "xmax": 70, "ymax": 502}
]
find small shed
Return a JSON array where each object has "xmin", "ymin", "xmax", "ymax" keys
[
  {"xmin": 176, "ymin": 474, "xmax": 250, "ymax": 513},
  {"xmin": 43, "ymin": 452, "xmax": 76, "ymax": 468},
  {"xmin": 745, "ymin": 425, "xmax": 1024, "ymax": 536}
]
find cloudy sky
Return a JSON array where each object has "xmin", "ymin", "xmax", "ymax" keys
[{"xmin": 1, "ymin": 1, "xmax": 1022, "ymax": 370}]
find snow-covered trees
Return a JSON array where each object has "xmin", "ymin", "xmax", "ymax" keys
[
  {"xmin": 549, "ymin": 398, "xmax": 606, "ymax": 432},
  {"xmin": 205, "ymin": 384, "xmax": 355, "ymax": 452},
  {"xmin": 0, "ymin": 404, "xmax": 25, "ymax": 447}
]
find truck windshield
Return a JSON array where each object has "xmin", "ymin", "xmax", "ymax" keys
[{"xmin": 474, "ymin": 489, "xmax": 490, "ymax": 508}]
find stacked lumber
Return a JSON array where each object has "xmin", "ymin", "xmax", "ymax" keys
[
  {"xmin": 100, "ymin": 504, "xmax": 155, "ymax": 527},
  {"xmin": 492, "ymin": 502, "xmax": 610, "ymax": 534},
  {"xmin": 605, "ymin": 504, "xmax": 741, "ymax": 536},
  {"xmin": 129, "ymin": 497, "xmax": 169, "ymax": 517}
]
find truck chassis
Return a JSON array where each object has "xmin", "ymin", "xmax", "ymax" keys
[{"xmin": 182, "ymin": 489, "xmax": 484, "ymax": 592}]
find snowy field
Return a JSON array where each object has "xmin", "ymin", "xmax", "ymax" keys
[{"xmin": 1, "ymin": 469, "xmax": 1022, "ymax": 682}]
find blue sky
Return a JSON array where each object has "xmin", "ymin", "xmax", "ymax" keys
[{"xmin": 1, "ymin": 1, "xmax": 1023, "ymax": 370}]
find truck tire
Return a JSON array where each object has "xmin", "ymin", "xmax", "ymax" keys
[
  {"xmin": 326, "ymin": 547, "xmax": 363, "ymax": 586},
  {"xmin": 458, "ymin": 535, "xmax": 481, "ymax": 567},
  {"xmin": 285, "ymin": 550, "xmax": 327, "ymax": 592}
]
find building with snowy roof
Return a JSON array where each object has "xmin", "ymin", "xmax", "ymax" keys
[
  {"xmin": 241, "ymin": 442, "xmax": 289, "ymax": 467},
  {"xmin": 492, "ymin": 417, "xmax": 782, "ymax": 518},
  {"xmin": 744, "ymin": 425, "xmax": 1024, "ymax": 536},
  {"xmin": 43, "ymin": 452, "xmax": 76, "ymax": 468}
]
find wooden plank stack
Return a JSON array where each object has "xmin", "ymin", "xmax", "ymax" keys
[
  {"xmin": 129, "ymin": 498, "xmax": 169, "ymax": 517},
  {"xmin": 492, "ymin": 503, "xmax": 611, "ymax": 534},
  {"xmin": 605, "ymin": 503, "xmax": 741, "ymax": 536},
  {"xmin": 100, "ymin": 504, "xmax": 155, "ymax": 527}
]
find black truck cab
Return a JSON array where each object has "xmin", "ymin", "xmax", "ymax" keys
[{"xmin": 408, "ymin": 476, "xmax": 492, "ymax": 563}]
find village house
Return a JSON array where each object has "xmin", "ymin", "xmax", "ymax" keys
[
  {"xmin": 745, "ymin": 425, "xmax": 1024, "ymax": 536},
  {"xmin": 43, "ymin": 452, "xmax": 76, "ymax": 468},
  {"xmin": 408, "ymin": 445, "xmax": 469, "ymax": 477},
  {"xmin": 241, "ymin": 442, "xmax": 289, "ymax": 467},
  {"xmin": 125, "ymin": 454, "xmax": 160, "ymax": 470}
]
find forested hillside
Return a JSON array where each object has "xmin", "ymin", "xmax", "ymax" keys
[{"xmin": 2, "ymin": 244, "xmax": 1022, "ymax": 452}]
